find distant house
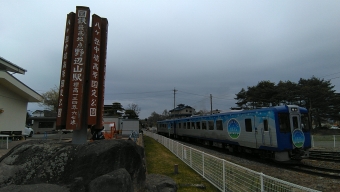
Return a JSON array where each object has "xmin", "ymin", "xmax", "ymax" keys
[
  {"xmin": 29, "ymin": 110, "xmax": 57, "ymax": 133},
  {"xmin": 169, "ymin": 104, "xmax": 196, "ymax": 118},
  {"xmin": 102, "ymin": 104, "xmax": 139, "ymax": 137},
  {"xmin": 32, "ymin": 110, "xmax": 57, "ymax": 117},
  {"xmin": 0, "ymin": 57, "xmax": 43, "ymax": 134},
  {"xmin": 201, "ymin": 109, "xmax": 222, "ymax": 115},
  {"xmin": 211, "ymin": 109, "xmax": 222, "ymax": 114},
  {"xmin": 32, "ymin": 110, "xmax": 44, "ymax": 117},
  {"xmin": 103, "ymin": 104, "xmax": 124, "ymax": 117}
]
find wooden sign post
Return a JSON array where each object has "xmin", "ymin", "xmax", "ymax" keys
[{"xmin": 56, "ymin": 6, "xmax": 108, "ymax": 144}]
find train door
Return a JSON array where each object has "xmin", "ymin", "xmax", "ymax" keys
[
  {"xmin": 255, "ymin": 115, "xmax": 272, "ymax": 147},
  {"xmin": 290, "ymin": 115, "xmax": 300, "ymax": 131},
  {"xmin": 173, "ymin": 121, "xmax": 177, "ymax": 138},
  {"xmin": 244, "ymin": 116, "xmax": 258, "ymax": 147},
  {"xmin": 244, "ymin": 116, "xmax": 257, "ymax": 147},
  {"xmin": 167, "ymin": 122, "xmax": 171, "ymax": 138},
  {"xmin": 290, "ymin": 114, "xmax": 306, "ymax": 149}
]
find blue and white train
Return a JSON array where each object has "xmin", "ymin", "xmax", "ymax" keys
[{"xmin": 157, "ymin": 105, "xmax": 311, "ymax": 162}]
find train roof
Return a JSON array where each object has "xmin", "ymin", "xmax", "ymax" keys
[{"xmin": 157, "ymin": 105, "xmax": 307, "ymax": 123}]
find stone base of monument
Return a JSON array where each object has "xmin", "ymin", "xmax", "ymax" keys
[{"xmin": 0, "ymin": 139, "xmax": 177, "ymax": 192}]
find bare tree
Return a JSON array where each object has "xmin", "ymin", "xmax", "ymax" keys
[
  {"xmin": 126, "ymin": 103, "xmax": 141, "ymax": 115},
  {"xmin": 40, "ymin": 85, "xmax": 59, "ymax": 111}
]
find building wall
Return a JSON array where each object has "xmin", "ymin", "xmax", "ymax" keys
[
  {"xmin": 0, "ymin": 85, "xmax": 27, "ymax": 132},
  {"xmin": 103, "ymin": 117, "xmax": 119, "ymax": 132},
  {"xmin": 103, "ymin": 117, "xmax": 139, "ymax": 136},
  {"xmin": 32, "ymin": 111, "xmax": 44, "ymax": 117},
  {"xmin": 120, "ymin": 119, "xmax": 139, "ymax": 135},
  {"xmin": 31, "ymin": 120, "xmax": 56, "ymax": 133}
]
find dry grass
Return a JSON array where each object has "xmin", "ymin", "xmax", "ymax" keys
[{"xmin": 144, "ymin": 136, "xmax": 219, "ymax": 192}]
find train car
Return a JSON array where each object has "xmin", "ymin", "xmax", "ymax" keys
[{"xmin": 157, "ymin": 105, "xmax": 311, "ymax": 162}]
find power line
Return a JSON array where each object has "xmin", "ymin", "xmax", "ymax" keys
[
  {"xmin": 110, "ymin": 90, "xmax": 170, "ymax": 95},
  {"xmin": 105, "ymin": 93, "xmax": 170, "ymax": 100},
  {"xmin": 319, "ymin": 71, "xmax": 340, "ymax": 78},
  {"xmin": 177, "ymin": 90, "xmax": 206, "ymax": 97},
  {"xmin": 328, "ymin": 76, "xmax": 340, "ymax": 80},
  {"xmin": 187, "ymin": 96, "xmax": 210, "ymax": 106},
  {"xmin": 212, "ymin": 95, "xmax": 235, "ymax": 100}
]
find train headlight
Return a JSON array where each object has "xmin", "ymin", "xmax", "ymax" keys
[{"xmin": 291, "ymin": 108, "xmax": 298, "ymax": 112}]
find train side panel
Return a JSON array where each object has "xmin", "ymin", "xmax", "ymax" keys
[
  {"xmin": 175, "ymin": 109, "xmax": 280, "ymax": 150},
  {"xmin": 158, "ymin": 105, "xmax": 311, "ymax": 161}
]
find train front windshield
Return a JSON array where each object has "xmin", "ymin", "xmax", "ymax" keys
[
  {"xmin": 301, "ymin": 113, "xmax": 310, "ymax": 131},
  {"xmin": 278, "ymin": 112, "xmax": 310, "ymax": 133},
  {"xmin": 278, "ymin": 113, "xmax": 290, "ymax": 133}
]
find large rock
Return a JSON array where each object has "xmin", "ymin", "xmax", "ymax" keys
[
  {"xmin": 145, "ymin": 174, "xmax": 177, "ymax": 192},
  {"xmin": 0, "ymin": 183, "xmax": 69, "ymax": 192},
  {"xmin": 0, "ymin": 139, "xmax": 146, "ymax": 191},
  {"xmin": 89, "ymin": 168, "xmax": 133, "ymax": 192}
]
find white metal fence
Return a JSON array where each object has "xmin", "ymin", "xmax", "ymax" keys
[
  {"xmin": 144, "ymin": 131, "xmax": 319, "ymax": 192},
  {"xmin": 312, "ymin": 135, "xmax": 340, "ymax": 149}
]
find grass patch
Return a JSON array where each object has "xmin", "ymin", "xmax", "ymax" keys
[
  {"xmin": 312, "ymin": 135, "xmax": 340, "ymax": 141},
  {"xmin": 143, "ymin": 136, "xmax": 219, "ymax": 192}
]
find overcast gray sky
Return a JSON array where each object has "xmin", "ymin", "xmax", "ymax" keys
[{"xmin": 1, "ymin": 1, "xmax": 340, "ymax": 119}]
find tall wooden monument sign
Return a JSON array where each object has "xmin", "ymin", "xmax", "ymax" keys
[{"xmin": 56, "ymin": 6, "xmax": 108, "ymax": 144}]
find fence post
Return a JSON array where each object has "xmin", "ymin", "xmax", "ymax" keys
[
  {"xmin": 260, "ymin": 172, "xmax": 264, "ymax": 192},
  {"xmin": 334, "ymin": 135, "xmax": 336, "ymax": 148},
  {"xmin": 202, "ymin": 152, "xmax": 205, "ymax": 178},
  {"xmin": 311, "ymin": 135, "xmax": 314, "ymax": 148},
  {"xmin": 223, "ymin": 160, "xmax": 226, "ymax": 192},
  {"xmin": 172, "ymin": 140, "xmax": 174, "ymax": 154},
  {"xmin": 190, "ymin": 148, "xmax": 192, "ymax": 167}
]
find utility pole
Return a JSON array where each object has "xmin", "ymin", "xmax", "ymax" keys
[
  {"xmin": 210, "ymin": 94, "xmax": 212, "ymax": 115},
  {"xmin": 173, "ymin": 88, "xmax": 177, "ymax": 110}
]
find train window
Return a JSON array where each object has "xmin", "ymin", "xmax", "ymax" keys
[
  {"xmin": 278, "ymin": 113, "xmax": 290, "ymax": 133},
  {"xmin": 208, "ymin": 121, "xmax": 214, "ymax": 130},
  {"xmin": 263, "ymin": 119, "xmax": 268, "ymax": 131},
  {"xmin": 191, "ymin": 122, "xmax": 196, "ymax": 129},
  {"xmin": 245, "ymin": 119, "xmax": 252, "ymax": 132},
  {"xmin": 178, "ymin": 122, "xmax": 181, "ymax": 129},
  {"xmin": 202, "ymin": 121, "xmax": 207, "ymax": 130},
  {"xmin": 187, "ymin": 122, "xmax": 190, "ymax": 129},
  {"xmin": 183, "ymin": 122, "xmax": 186, "ymax": 129},
  {"xmin": 216, "ymin": 120, "xmax": 223, "ymax": 130},
  {"xmin": 196, "ymin": 122, "xmax": 201, "ymax": 129},
  {"xmin": 301, "ymin": 113, "xmax": 310, "ymax": 131},
  {"xmin": 292, "ymin": 116, "xmax": 299, "ymax": 129}
]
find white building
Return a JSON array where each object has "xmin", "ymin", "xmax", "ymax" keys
[
  {"xmin": 0, "ymin": 57, "xmax": 42, "ymax": 134},
  {"xmin": 169, "ymin": 104, "xmax": 196, "ymax": 118},
  {"xmin": 103, "ymin": 117, "xmax": 139, "ymax": 136}
]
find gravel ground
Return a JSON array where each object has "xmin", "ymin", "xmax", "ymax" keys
[{"xmin": 179, "ymin": 141, "xmax": 340, "ymax": 192}]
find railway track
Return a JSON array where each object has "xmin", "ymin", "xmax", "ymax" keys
[
  {"xmin": 291, "ymin": 161, "xmax": 340, "ymax": 179},
  {"xmin": 179, "ymin": 139, "xmax": 340, "ymax": 179},
  {"xmin": 309, "ymin": 150, "xmax": 340, "ymax": 161}
]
